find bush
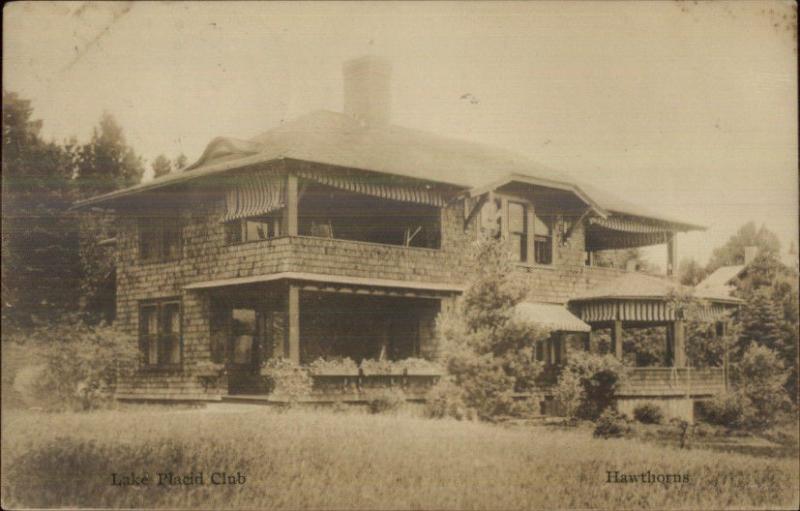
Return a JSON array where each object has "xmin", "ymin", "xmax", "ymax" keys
[
  {"xmin": 593, "ymin": 409, "xmax": 633, "ymax": 438},
  {"xmin": 559, "ymin": 352, "xmax": 627, "ymax": 420},
  {"xmin": 260, "ymin": 357, "xmax": 312, "ymax": 402},
  {"xmin": 735, "ymin": 343, "xmax": 792, "ymax": 430},
  {"xmin": 697, "ymin": 392, "xmax": 744, "ymax": 427},
  {"xmin": 424, "ymin": 379, "xmax": 474, "ymax": 420},
  {"xmin": 633, "ymin": 402, "xmax": 664, "ymax": 424},
  {"xmin": 552, "ymin": 368, "xmax": 584, "ymax": 419},
  {"xmin": 365, "ymin": 388, "xmax": 406, "ymax": 414},
  {"xmin": 14, "ymin": 320, "xmax": 138, "ymax": 411}
]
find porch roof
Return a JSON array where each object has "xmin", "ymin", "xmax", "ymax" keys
[
  {"xmin": 71, "ymin": 110, "xmax": 703, "ymax": 231},
  {"xmin": 513, "ymin": 302, "xmax": 591, "ymax": 332},
  {"xmin": 183, "ymin": 271, "xmax": 465, "ymax": 295}
]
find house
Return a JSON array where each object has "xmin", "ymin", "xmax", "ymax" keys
[{"xmin": 74, "ymin": 56, "xmax": 736, "ymax": 416}]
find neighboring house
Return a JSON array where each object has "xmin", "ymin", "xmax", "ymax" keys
[{"xmin": 74, "ymin": 57, "xmax": 736, "ymax": 417}]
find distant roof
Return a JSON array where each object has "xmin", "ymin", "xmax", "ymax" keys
[
  {"xmin": 694, "ymin": 265, "xmax": 746, "ymax": 301},
  {"xmin": 571, "ymin": 271, "xmax": 740, "ymax": 304},
  {"xmin": 73, "ymin": 109, "xmax": 703, "ymax": 229},
  {"xmin": 513, "ymin": 302, "xmax": 591, "ymax": 332}
]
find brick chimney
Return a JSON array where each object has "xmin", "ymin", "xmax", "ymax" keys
[
  {"xmin": 744, "ymin": 246, "xmax": 758, "ymax": 265},
  {"xmin": 343, "ymin": 56, "xmax": 392, "ymax": 128}
]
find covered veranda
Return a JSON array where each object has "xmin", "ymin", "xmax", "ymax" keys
[{"xmin": 568, "ymin": 273, "xmax": 740, "ymax": 399}]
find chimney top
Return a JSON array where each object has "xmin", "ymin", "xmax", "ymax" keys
[
  {"xmin": 744, "ymin": 246, "xmax": 758, "ymax": 265},
  {"xmin": 343, "ymin": 56, "xmax": 392, "ymax": 128}
]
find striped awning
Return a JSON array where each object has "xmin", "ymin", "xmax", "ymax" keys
[
  {"xmin": 589, "ymin": 216, "xmax": 672, "ymax": 234},
  {"xmin": 297, "ymin": 168, "xmax": 446, "ymax": 207},
  {"xmin": 222, "ymin": 171, "xmax": 285, "ymax": 222},
  {"xmin": 513, "ymin": 302, "xmax": 591, "ymax": 332},
  {"xmin": 573, "ymin": 299, "xmax": 733, "ymax": 323}
]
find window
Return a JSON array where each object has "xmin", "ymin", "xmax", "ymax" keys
[
  {"xmin": 225, "ymin": 215, "xmax": 281, "ymax": 244},
  {"xmin": 508, "ymin": 201, "xmax": 528, "ymax": 262},
  {"xmin": 139, "ymin": 217, "xmax": 182, "ymax": 262},
  {"xmin": 534, "ymin": 214, "xmax": 553, "ymax": 265},
  {"xmin": 139, "ymin": 299, "xmax": 181, "ymax": 369}
]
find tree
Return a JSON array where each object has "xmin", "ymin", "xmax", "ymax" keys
[
  {"xmin": 678, "ymin": 257, "xmax": 707, "ymax": 286},
  {"xmin": 734, "ymin": 343, "xmax": 791, "ymax": 430},
  {"xmin": 437, "ymin": 238, "xmax": 550, "ymax": 419},
  {"xmin": 151, "ymin": 154, "xmax": 172, "ymax": 178},
  {"xmin": 173, "ymin": 153, "xmax": 188, "ymax": 171},
  {"xmin": 73, "ymin": 113, "xmax": 144, "ymax": 322},
  {"xmin": 74, "ymin": 112, "xmax": 144, "ymax": 198},
  {"xmin": 707, "ymin": 222, "xmax": 781, "ymax": 273},
  {"xmin": 732, "ymin": 253, "xmax": 798, "ymax": 401},
  {"xmin": 2, "ymin": 91, "xmax": 80, "ymax": 325}
]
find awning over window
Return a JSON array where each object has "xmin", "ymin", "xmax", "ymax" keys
[
  {"xmin": 513, "ymin": 302, "xmax": 591, "ymax": 332},
  {"xmin": 572, "ymin": 299, "xmax": 734, "ymax": 323},
  {"xmin": 222, "ymin": 171, "xmax": 285, "ymax": 222},
  {"xmin": 586, "ymin": 216, "xmax": 672, "ymax": 251},
  {"xmin": 297, "ymin": 168, "xmax": 447, "ymax": 207}
]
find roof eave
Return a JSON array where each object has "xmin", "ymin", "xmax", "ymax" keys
[{"xmin": 468, "ymin": 173, "xmax": 609, "ymax": 219}]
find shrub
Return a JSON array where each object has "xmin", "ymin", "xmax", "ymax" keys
[
  {"xmin": 365, "ymin": 388, "xmax": 406, "ymax": 414},
  {"xmin": 16, "ymin": 320, "xmax": 138, "ymax": 411},
  {"xmin": 260, "ymin": 357, "xmax": 312, "ymax": 402},
  {"xmin": 696, "ymin": 392, "xmax": 744, "ymax": 427},
  {"xmin": 593, "ymin": 409, "xmax": 633, "ymax": 438},
  {"xmin": 552, "ymin": 367, "xmax": 584, "ymax": 419},
  {"xmin": 735, "ymin": 343, "xmax": 792, "ymax": 430},
  {"xmin": 308, "ymin": 357, "xmax": 358, "ymax": 375},
  {"xmin": 424, "ymin": 378, "xmax": 474, "ymax": 420},
  {"xmin": 435, "ymin": 238, "xmax": 551, "ymax": 421},
  {"xmin": 560, "ymin": 351, "xmax": 627, "ymax": 420},
  {"xmin": 633, "ymin": 402, "xmax": 664, "ymax": 424}
]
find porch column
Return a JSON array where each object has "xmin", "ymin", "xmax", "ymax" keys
[
  {"xmin": 665, "ymin": 323, "xmax": 675, "ymax": 366},
  {"xmin": 721, "ymin": 320, "xmax": 730, "ymax": 391},
  {"xmin": 666, "ymin": 232, "xmax": 677, "ymax": 278},
  {"xmin": 611, "ymin": 320, "xmax": 623, "ymax": 360},
  {"xmin": 287, "ymin": 284, "xmax": 300, "ymax": 364},
  {"xmin": 284, "ymin": 172, "xmax": 298, "ymax": 236},
  {"xmin": 672, "ymin": 319, "xmax": 686, "ymax": 368}
]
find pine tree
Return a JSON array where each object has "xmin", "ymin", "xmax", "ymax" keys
[
  {"xmin": 2, "ymin": 91, "xmax": 80, "ymax": 325},
  {"xmin": 738, "ymin": 290, "xmax": 786, "ymax": 356},
  {"xmin": 151, "ymin": 154, "xmax": 172, "ymax": 178}
]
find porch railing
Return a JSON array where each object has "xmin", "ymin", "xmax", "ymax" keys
[{"xmin": 618, "ymin": 367, "xmax": 725, "ymax": 397}]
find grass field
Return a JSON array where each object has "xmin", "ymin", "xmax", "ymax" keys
[{"xmin": 2, "ymin": 406, "xmax": 798, "ymax": 510}]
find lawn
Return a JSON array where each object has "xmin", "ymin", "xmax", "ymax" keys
[{"xmin": 2, "ymin": 406, "xmax": 798, "ymax": 509}]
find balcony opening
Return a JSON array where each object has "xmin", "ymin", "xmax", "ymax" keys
[{"xmin": 298, "ymin": 181, "xmax": 441, "ymax": 249}]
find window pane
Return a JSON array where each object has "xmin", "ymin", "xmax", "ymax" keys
[
  {"xmin": 162, "ymin": 218, "xmax": 181, "ymax": 259},
  {"xmin": 231, "ymin": 309, "xmax": 256, "ymax": 365},
  {"xmin": 148, "ymin": 336, "xmax": 159, "ymax": 365},
  {"xmin": 163, "ymin": 303, "xmax": 180, "ymax": 334},
  {"xmin": 535, "ymin": 238, "xmax": 552, "ymax": 265},
  {"xmin": 508, "ymin": 202, "xmax": 526, "ymax": 233},
  {"xmin": 139, "ymin": 219, "xmax": 158, "ymax": 260},
  {"xmin": 165, "ymin": 335, "xmax": 181, "ymax": 365},
  {"xmin": 141, "ymin": 307, "xmax": 158, "ymax": 335}
]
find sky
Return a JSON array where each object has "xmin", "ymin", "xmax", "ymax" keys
[{"xmin": 4, "ymin": 1, "xmax": 798, "ymax": 268}]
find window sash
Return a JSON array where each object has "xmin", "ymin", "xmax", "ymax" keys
[
  {"xmin": 139, "ymin": 300, "xmax": 181, "ymax": 369},
  {"xmin": 139, "ymin": 217, "xmax": 182, "ymax": 262}
]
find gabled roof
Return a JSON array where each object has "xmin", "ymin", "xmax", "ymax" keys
[
  {"xmin": 570, "ymin": 271, "xmax": 740, "ymax": 304},
  {"xmin": 72, "ymin": 110, "xmax": 703, "ymax": 230},
  {"xmin": 694, "ymin": 265, "xmax": 746, "ymax": 301}
]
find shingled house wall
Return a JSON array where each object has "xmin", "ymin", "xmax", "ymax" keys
[{"xmin": 114, "ymin": 179, "xmax": 628, "ymax": 400}]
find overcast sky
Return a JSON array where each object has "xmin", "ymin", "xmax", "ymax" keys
[{"xmin": 4, "ymin": 1, "xmax": 797, "ymax": 267}]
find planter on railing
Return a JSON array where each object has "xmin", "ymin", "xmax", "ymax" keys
[{"xmin": 307, "ymin": 357, "xmax": 442, "ymax": 395}]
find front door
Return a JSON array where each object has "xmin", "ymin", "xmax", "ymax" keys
[{"xmin": 227, "ymin": 307, "xmax": 266, "ymax": 395}]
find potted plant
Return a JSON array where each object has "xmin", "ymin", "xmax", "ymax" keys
[
  {"xmin": 308, "ymin": 357, "xmax": 359, "ymax": 376},
  {"xmin": 398, "ymin": 357, "xmax": 443, "ymax": 376}
]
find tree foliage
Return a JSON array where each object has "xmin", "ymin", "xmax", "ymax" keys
[
  {"xmin": 437, "ymin": 239, "xmax": 550, "ymax": 419},
  {"xmin": 151, "ymin": 154, "xmax": 172, "ymax": 178},
  {"xmin": 707, "ymin": 221, "xmax": 781, "ymax": 273},
  {"xmin": 2, "ymin": 91, "xmax": 80, "ymax": 325}
]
